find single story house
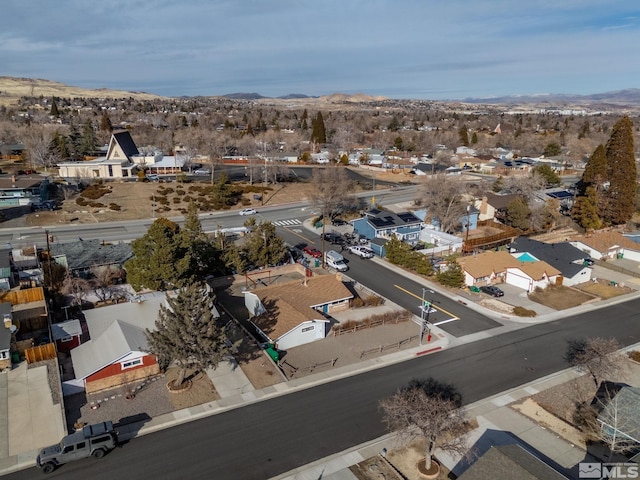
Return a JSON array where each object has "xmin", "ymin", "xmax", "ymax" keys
[
  {"xmin": 51, "ymin": 319, "xmax": 82, "ymax": 354},
  {"xmin": 571, "ymin": 231, "xmax": 640, "ymax": 262},
  {"xmin": 245, "ymin": 274, "xmax": 353, "ymax": 350},
  {"xmin": 458, "ymin": 250, "xmax": 561, "ymax": 292},
  {"xmin": 50, "ymin": 238, "xmax": 132, "ymax": 278},
  {"xmin": 457, "ymin": 251, "xmax": 521, "ymax": 287},
  {"xmin": 457, "ymin": 444, "xmax": 568, "ymax": 480},
  {"xmin": 509, "ymin": 237, "xmax": 592, "ymax": 286},
  {"xmin": 353, "ymin": 209, "xmax": 422, "ymax": 245},
  {"xmin": 0, "ymin": 176, "xmax": 45, "ymax": 207},
  {"xmin": 67, "ymin": 293, "xmax": 166, "ymax": 395},
  {"xmin": 0, "ymin": 249, "xmax": 12, "ymax": 291}
]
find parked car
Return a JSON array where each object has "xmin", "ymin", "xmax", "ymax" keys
[
  {"xmin": 322, "ymin": 232, "xmax": 343, "ymax": 244},
  {"xmin": 303, "ymin": 246, "xmax": 322, "ymax": 258},
  {"xmin": 239, "ymin": 208, "xmax": 257, "ymax": 216},
  {"xmin": 146, "ymin": 174, "xmax": 159, "ymax": 182},
  {"xmin": 194, "ymin": 168, "xmax": 211, "ymax": 175},
  {"xmin": 480, "ymin": 285, "xmax": 504, "ymax": 297}
]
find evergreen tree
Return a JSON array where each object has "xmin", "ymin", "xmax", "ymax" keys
[
  {"xmin": 532, "ymin": 164, "xmax": 561, "ymax": 187},
  {"xmin": 604, "ymin": 116, "xmax": 636, "ymax": 225},
  {"xmin": 310, "ymin": 111, "xmax": 327, "ymax": 145},
  {"xmin": 80, "ymin": 120, "xmax": 98, "ymax": 157},
  {"xmin": 49, "ymin": 131, "xmax": 71, "ymax": 162},
  {"xmin": 543, "ymin": 142, "xmax": 562, "ymax": 157},
  {"xmin": 146, "ymin": 281, "xmax": 239, "ymax": 388},
  {"xmin": 125, "ymin": 218, "xmax": 188, "ymax": 291},
  {"xmin": 243, "ymin": 221, "xmax": 287, "ymax": 267},
  {"xmin": 580, "ymin": 144, "xmax": 607, "ymax": 194},
  {"xmin": 49, "ymin": 97, "xmax": 60, "ymax": 117},
  {"xmin": 571, "ymin": 187, "xmax": 602, "ymax": 231},
  {"xmin": 506, "ymin": 197, "xmax": 531, "ymax": 230},
  {"xmin": 180, "ymin": 202, "xmax": 224, "ymax": 280},
  {"xmin": 471, "ymin": 131, "xmax": 478, "ymax": 145},
  {"xmin": 301, "ymin": 109, "xmax": 309, "ymax": 130},
  {"xmin": 458, "ymin": 124, "xmax": 469, "ymax": 147},
  {"xmin": 437, "ymin": 257, "xmax": 464, "ymax": 288},
  {"xmin": 492, "ymin": 176, "xmax": 504, "ymax": 193},
  {"xmin": 388, "ymin": 116, "xmax": 401, "ymax": 132}
]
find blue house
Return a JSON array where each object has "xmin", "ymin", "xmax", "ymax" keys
[
  {"xmin": 413, "ymin": 207, "xmax": 478, "ymax": 233},
  {"xmin": 353, "ymin": 209, "xmax": 422, "ymax": 246}
]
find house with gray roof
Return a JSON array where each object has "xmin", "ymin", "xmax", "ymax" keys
[
  {"xmin": 67, "ymin": 294, "xmax": 165, "ymax": 395},
  {"xmin": 597, "ymin": 386, "xmax": 640, "ymax": 451},
  {"xmin": 50, "ymin": 238, "xmax": 132, "ymax": 278},
  {"xmin": 457, "ymin": 444, "xmax": 568, "ymax": 480},
  {"xmin": 509, "ymin": 237, "xmax": 592, "ymax": 286}
]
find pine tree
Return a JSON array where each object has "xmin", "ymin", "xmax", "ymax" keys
[
  {"xmin": 146, "ymin": 281, "xmax": 240, "ymax": 388},
  {"xmin": 604, "ymin": 116, "xmax": 636, "ymax": 225},
  {"xmin": 310, "ymin": 111, "xmax": 327, "ymax": 145},
  {"xmin": 458, "ymin": 125, "xmax": 469, "ymax": 147},
  {"xmin": 571, "ymin": 187, "xmax": 602, "ymax": 231},
  {"xmin": 125, "ymin": 218, "xmax": 189, "ymax": 291},
  {"xmin": 437, "ymin": 257, "xmax": 464, "ymax": 288},
  {"xmin": 243, "ymin": 221, "xmax": 287, "ymax": 267},
  {"xmin": 506, "ymin": 197, "xmax": 531, "ymax": 230},
  {"xmin": 580, "ymin": 144, "xmax": 607, "ymax": 194},
  {"xmin": 180, "ymin": 202, "xmax": 224, "ymax": 279},
  {"xmin": 49, "ymin": 97, "xmax": 60, "ymax": 117},
  {"xmin": 79, "ymin": 120, "xmax": 98, "ymax": 157}
]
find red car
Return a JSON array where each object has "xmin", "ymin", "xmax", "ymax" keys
[{"xmin": 303, "ymin": 246, "xmax": 322, "ymax": 258}]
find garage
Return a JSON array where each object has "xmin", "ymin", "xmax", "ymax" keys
[{"xmin": 505, "ymin": 268, "xmax": 533, "ymax": 292}]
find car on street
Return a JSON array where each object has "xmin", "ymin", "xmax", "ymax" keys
[
  {"xmin": 303, "ymin": 246, "xmax": 322, "ymax": 258},
  {"xmin": 480, "ymin": 285, "xmax": 504, "ymax": 297},
  {"xmin": 348, "ymin": 245, "xmax": 374, "ymax": 258},
  {"xmin": 239, "ymin": 208, "xmax": 257, "ymax": 216},
  {"xmin": 194, "ymin": 168, "xmax": 211, "ymax": 175}
]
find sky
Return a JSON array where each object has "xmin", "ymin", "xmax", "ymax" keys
[{"xmin": 1, "ymin": 0, "xmax": 639, "ymax": 100}]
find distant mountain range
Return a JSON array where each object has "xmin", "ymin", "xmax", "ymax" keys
[
  {"xmin": 461, "ymin": 89, "xmax": 640, "ymax": 105},
  {"xmin": 1, "ymin": 76, "xmax": 639, "ymax": 106}
]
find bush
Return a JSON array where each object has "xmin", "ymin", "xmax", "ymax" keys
[
  {"xmin": 512, "ymin": 306, "xmax": 537, "ymax": 317},
  {"xmin": 109, "ymin": 203, "xmax": 121, "ymax": 211},
  {"xmin": 629, "ymin": 351, "xmax": 640, "ymax": 363},
  {"xmin": 80, "ymin": 184, "xmax": 111, "ymax": 200}
]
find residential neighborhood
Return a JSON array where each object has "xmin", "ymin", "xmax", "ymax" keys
[{"xmin": 1, "ymin": 81, "xmax": 640, "ymax": 479}]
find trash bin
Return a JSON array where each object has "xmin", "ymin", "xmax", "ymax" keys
[
  {"xmin": 314, "ymin": 259, "xmax": 320, "ymax": 267},
  {"xmin": 11, "ymin": 351, "xmax": 19, "ymax": 364},
  {"xmin": 470, "ymin": 286, "xmax": 480, "ymax": 293},
  {"xmin": 617, "ymin": 252, "xmax": 624, "ymax": 259}
]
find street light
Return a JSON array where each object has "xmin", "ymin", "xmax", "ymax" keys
[{"xmin": 419, "ymin": 288, "xmax": 435, "ymax": 345}]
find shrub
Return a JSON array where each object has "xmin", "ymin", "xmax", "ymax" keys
[
  {"xmin": 109, "ymin": 203, "xmax": 121, "ymax": 211},
  {"xmin": 629, "ymin": 351, "xmax": 640, "ymax": 363},
  {"xmin": 512, "ymin": 306, "xmax": 537, "ymax": 317},
  {"xmin": 76, "ymin": 197, "xmax": 88, "ymax": 206},
  {"xmin": 89, "ymin": 202, "xmax": 105, "ymax": 208},
  {"xmin": 172, "ymin": 197, "xmax": 182, "ymax": 204},
  {"xmin": 80, "ymin": 184, "xmax": 111, "ymax": 200}
]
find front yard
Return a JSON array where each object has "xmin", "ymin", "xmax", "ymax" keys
[{"xmin": 528, "ymin": 280, "xmax": 632, "ymax": 310}]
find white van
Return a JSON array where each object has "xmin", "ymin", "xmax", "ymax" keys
[{"xmin": 325, "ymin": 250, "xmax": 348, "ymax": 272}]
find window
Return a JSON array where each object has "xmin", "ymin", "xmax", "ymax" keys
[
  {"xmin": 92, "ymin": 435, "xmax": 110, "ymax": 444},
  {"xmin": 60, "ymin": 336, "xmax": 73, "ymax": 343},
  {"xmin": 121, "ymin": 358, "xmax": 143, "ymax": 369},
  {"xmin": 108, "ymin": 165, "xmax": 113, "ymax": 177},
  {"xmin": 0, "ymin": 351, "xmax": 7, "ymax": 359},
  {"xmin": 301, "ymin": 326, "xmax": 314, "ymax": 333},
  {"xmin": 63, "ymin": 445, "xmax": 74, "ymax": 453},
  {"xmin": 77, "ymin": 442, "xmax": 86, "ymax": 449}
]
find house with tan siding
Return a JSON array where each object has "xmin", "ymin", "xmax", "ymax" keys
[{"xmin": 245, "ymin": 274, "xmax": 353, "ymax": 350}]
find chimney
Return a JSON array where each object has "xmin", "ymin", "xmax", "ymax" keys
[{"xmin": 4, "ymin": 314, "xmax": 12, "ymax": 329}]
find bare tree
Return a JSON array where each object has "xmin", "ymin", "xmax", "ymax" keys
[
  {"xmin": 565, "ymin": 337, "xmax": 628, "ymax": 387},
  {"xmin": 62, "ymin": 275, "xmax": 91, "ymax": 306},
  {"xmin": 380, "ymin": 378, "xmax": 470, "ymax": 473},
  {"xmin": 91, "ymin": 265, "xmax": 126, "ymax": 303},
  {"xmin": 309, "ymin": 166, "xmax": 358, "ymax": 220},
  {"xmin": 415, "ymin": 173, "xmax": 469, "ymax": 233},
  {"xmin": 22, "ymin": 125, "xmax": 55, "ymax": 170}
]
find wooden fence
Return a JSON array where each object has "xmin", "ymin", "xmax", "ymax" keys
[
  {"xmin": 359, "ymin": 335, "xmax": 419, "ymax": 359},
  {"xmin": 25, "ymin": 343, "xmax": 57, "ymax": 364},
  {"xmin": 332, "ymin": 313, "xmax": 410, "ymax": 336},
  {"xmin": 0, "ymin": 287, "xmax": 45, "ymax": 304}
]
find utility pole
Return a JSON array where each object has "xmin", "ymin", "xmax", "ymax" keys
[
  {"xmin": 45, "ymin": 229, "xmax": 53, "ymax": 289},
  {"xmin": 419, "ymin": 288, "xmax": 435, "ymax": 345}
]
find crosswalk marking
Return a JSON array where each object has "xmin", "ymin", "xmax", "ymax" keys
[{"xmin": 273, "ymin": 219, "xmax": 302, "ymax": 227}]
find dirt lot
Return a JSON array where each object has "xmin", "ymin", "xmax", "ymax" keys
[{"xmin": 528, "ymin": 281, "xmax": 632, "ymax": 310}]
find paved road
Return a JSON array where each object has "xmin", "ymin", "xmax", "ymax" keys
[{"xmin": 8, "ymin": 296, "xmax": 640, "ymax": 480}]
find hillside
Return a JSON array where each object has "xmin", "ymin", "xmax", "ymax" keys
[{"xmin": 0, "ymin": 76, "xmax": 162, "ymax": 106}]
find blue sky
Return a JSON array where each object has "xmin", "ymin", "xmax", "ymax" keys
[{"xmin": 2, "ymin": 1, "xmax": 639, "ymax": 100}]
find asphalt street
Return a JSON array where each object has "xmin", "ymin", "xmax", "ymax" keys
[{"xmin": 8, "ymin": 295, "xmax": 639, "ymax": 480}]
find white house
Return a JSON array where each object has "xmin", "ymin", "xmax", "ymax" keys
[{"xmin": 571, "ymin": 231, "xmax": 640, "ymax": 262}]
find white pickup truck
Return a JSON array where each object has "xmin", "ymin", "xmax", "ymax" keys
[{"xmin": 348, "ymin": 245, "xmax": 374, "ymax": 258}]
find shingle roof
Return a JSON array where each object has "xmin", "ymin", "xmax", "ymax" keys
[
  {"xmin": 484, "ymin": 192, "xmax": 523, "ymax": 210},
  {"xmin": 70, "ymin": 296, "xmax": 165, "ymax": 380},
  {"xmin": 458, "ymin": 445, "xmax": 569, "ymax": 480},
  {"xmin": 50, "ymin": 239, "xmax": 132, "ymax": 271},
  {"xmin": 598, "ymin": 386, "xmax": 640, "ymax": 443},
  {"xmin": 457, "ymin": 251, "xmax": 521, "ymax": 278},
  {"xmin": 253, "ymin": 275, "xmax": 353, "ymax": 340},
  {"xmin": 111, "ymin": 130, "xmax": 139, "ymax": 158},
  {"xmin": 510, "ymin": 237, "xmax": 586, "ymax": 277},
  {"xmin": 574, "ymin": 231, "xmax": 640, "ymax": 254},
  {"xmin": 510, "ymin": 260, "xmax": 561, "ymax": 280}
]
